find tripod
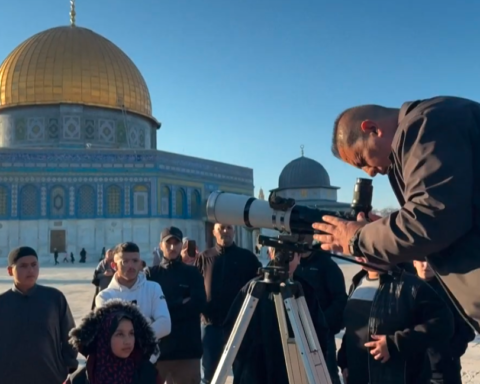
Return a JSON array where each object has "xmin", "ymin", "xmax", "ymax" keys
[{"xmin": 211, "ymin": 267, "xmax": 332, "ymax": 384}]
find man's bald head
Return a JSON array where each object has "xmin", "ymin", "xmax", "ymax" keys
[{"xmin": 331, "ymin": 104, "xmax": 397, "ymax": 159}]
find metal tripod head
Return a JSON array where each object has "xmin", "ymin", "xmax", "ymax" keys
[{"xmin": 258, "ymin": 234, "xmax": 400, "ymax": 275}]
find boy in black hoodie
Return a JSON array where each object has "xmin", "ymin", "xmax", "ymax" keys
[{"xmin": 146, "ymin": 226, "xmax": 207, "ymax": 384}]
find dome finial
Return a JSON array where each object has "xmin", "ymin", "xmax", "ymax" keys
[
  {"xmin": 258, "ymin": 188, "xmax": 265, "ymax": 200},
  {"xmin": 300, "ymin": 144, "xmax": 304, "ymax": 157},
  {"xmin": 70, "ymin": 0, "xmax": 76, "ymax": 27}
]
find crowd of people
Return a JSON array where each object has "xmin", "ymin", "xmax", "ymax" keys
[{"xmin": 0, "ymin": 218, "xmax": 475, "ymax": 384}]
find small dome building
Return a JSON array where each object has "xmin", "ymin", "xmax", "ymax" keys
[
  {"xmin": 255, "ymin": 147, "xmax": 349, "ymax": 258},
  {"xmin": 271, "ymin": 146, "xmax": 350, "ymax": 209}
]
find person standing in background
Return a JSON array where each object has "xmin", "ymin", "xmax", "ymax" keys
[
  {"xmin": 147, "ymin": 227, "xmax": 206, "ymax": 384},
  {"xmin": 413, "ymin": 261, "xmax": 475, "ymax": 384},
  {"xmin": 152, "ymin": 247, "xmax": 163, "ymax": 267},
  {"xmin": 91, "ymin": 248, "xmax": 115, "ymax": 310},
  {"xmin": 195, "ymin": 223, "xmax": 261, "ymax": 383},
  {"xmin": 0, "ymin": 246, "xmax": 78, "ymax": 384}
]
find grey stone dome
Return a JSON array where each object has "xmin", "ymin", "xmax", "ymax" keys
[{"xmin": 278, "ymin": 156, "xmax": 331, "ymax": 189}]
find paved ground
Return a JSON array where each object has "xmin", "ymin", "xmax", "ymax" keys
[{"xmin": 0, "ymin": 261, "xmax": 478, "ymax": 383}]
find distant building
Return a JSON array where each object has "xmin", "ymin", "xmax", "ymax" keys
[
  {"xmin": 271, "ymin": 150, "xmax": 350, "ymax": 210},
  {"xmin": 256, "ymin": 147, "xmax": 350, "ymax": 258},
  {"xmin": 0, "ymin": 17, "xmax": 253, "ymax": 260}
]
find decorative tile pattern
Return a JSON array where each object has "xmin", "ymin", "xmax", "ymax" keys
[
  {"xmin": 0, "ymin": 151, "xmax": 253, "ymax": 184},
  {"xmin": 116, "ymin": 121, "xmax": 127, "ymax": 144},
  {"xmin": 78, "ymin": 184, "xmax": 96, "ymax": 217},
  {"xmin": 11, "ymin": 184, "xmax": 17, "ymax": 217},
  {"xmin": 138, "ymin": 127, "xmax": 145, "ymax": 148},
  {"xmin": 97, "ymin": 183, "xmax": 103, "ymax": 216},
  {"xmin": 124, "ymin": 183, "xmax": 130, "ymax": 215},
  {"xmin": 27, "ymin": 117, "xmax": 45, "ymax": 141},
  {"xmin": 69, "ymin": 186, "xmax": 75, "ymax": 215},
  {"xmin": 19, "ymin": 184, "xmax": 38, "ymax": 218},
  {"xmin": 99, "ymin": 119, "xmax": 115, "ymax": 143},
  {"xmin": 48, "ymin": 118, "xmax": 59, "ymax": 139},
  {"xmin": 14, "ymin": 118, "xmax": 26, "ymax": 142},
  {"xmin": 84, "ymin": 119, "xmax": 95, "ymax": 140},
  {"xmin": 41, "ymin": 186, "xmax": 47, "ymax": 216},
  {"xmin": 127, "ymin": 126, "xmax": 139, "ymax": 147},
  {"xmin": 49, "ymin": 186, "xmax": 65, "ymax": 216},
  {"xmin": 63, "ymin": 116, "xmax": 81, "ymax": 139}
]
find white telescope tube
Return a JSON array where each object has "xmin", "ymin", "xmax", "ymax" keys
[{"xmin": 206, "ymin": 191, "xmax": 293, "ymax": 233}]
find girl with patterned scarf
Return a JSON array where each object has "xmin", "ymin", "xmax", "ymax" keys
[{"xmin": 64, "ymin": 299, "xmax": 161, "ymax": 384}]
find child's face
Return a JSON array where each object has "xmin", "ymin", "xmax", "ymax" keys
[
  {"xmin": 110, "ymin": 319, "xmax": 135, "ymax": 358},
  {"xmin": 7, "ymin": 256, "xmax": 39, "ymax": 289}
]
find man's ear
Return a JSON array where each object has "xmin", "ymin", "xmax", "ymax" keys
[
  {"xmin": 110, "ymin": 261, "xmax": 117, "ymax": 270},
  {"xmin": 7, "ymin": 266, "xmax": 13, "ymax": 276},
  {"xmin": 360, "ymin": 120, "xmax": 381, "ymax": 136}
]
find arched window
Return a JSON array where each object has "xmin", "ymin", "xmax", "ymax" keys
[
  {"xmin": 78, "ymin": 184, "xmax": 96, "ymax": 217},
  {"xmin": 190, "ymin": 190, "xmax": 201, "ymax": 218},
  {"xmin": 133, "ymin": 184, "xmax": 149, "ymax": 215},
  {"xmin": 50, "ymin": 186, "xmax": 66, "ymax": 217},
  {"xmin": 19, "ymin": 184, "xmax": 39, "ymax": 219},
  {"xmin": 175, "ymin": 188, "xmax": 186, "ymax": 217},
  {"xmin": 0, "ymin": 185, "xmax": 8, "ymax": 217},
  {"xmin": 161, "ymin": 186, "xmax": 171, "ymax": 216},
  {"xmin": 106, "ymin": 185, "xmax": 122, "ymax": 216}
]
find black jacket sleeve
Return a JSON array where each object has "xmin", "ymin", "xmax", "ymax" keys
[
  {"xmin": 337, "ymin": 333, "xmax": 348, "ymax": 371},
  {"xmin": 358, "ymin": 101, "xmax": 474, "ymax": 263},
  {"xmin": 169, "ymin": 267, "xmax": 207, "ymax": 323},
  {"xmin": 60, "ymin": 297, "xmax": 79, "ymax": 373},
  {"xmin": 450, "ymin": 308, "xmax": 476, "ymax": 358},
  {"xmin": 386, "ymin": 281, "xmax": 454, "ymax": 359},
  {"xmin": 322, "ymin": 259, "xmax": 347, "ymax": 333}
]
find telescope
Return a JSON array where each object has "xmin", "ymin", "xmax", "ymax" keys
[{"xmin": 206, "ymin": 178, "xmax": 373, "ymax": 235}]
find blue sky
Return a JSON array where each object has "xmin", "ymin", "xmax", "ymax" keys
[{"xmin": 1, "ymin": 0, "xmax": 478, "ymax": 208}]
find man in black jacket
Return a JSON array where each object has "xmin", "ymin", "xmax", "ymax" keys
[
  {"xmin": 195, "ymin": 223, "xmax": 261, "ymax": 384},
  {"xmin": 293, "ymin": 239, "xmax": 347, "ymax": 384},
  {"xmin": 413, "ymin": 260, "xmax": 475, "ymax": 384},
  {"xmin": 312, "ymin": 97, "xmax": 480, "ymax": 333},
  {"xmin": 146, "ymin": 226, "xmax": 207, "ymax": 384},
  {"xmin": 338, "ymin": 258, "xmax": 454, "ymax": 384}
]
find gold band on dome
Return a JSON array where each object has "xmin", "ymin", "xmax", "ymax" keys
[{"xmin": 0, "ymin": 26, "xmax": 158, "ymax": 126}]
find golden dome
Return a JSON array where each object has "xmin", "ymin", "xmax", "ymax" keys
[{"xmin": 0, "ymin": 26, "xmax": 157, "ymax": 124}]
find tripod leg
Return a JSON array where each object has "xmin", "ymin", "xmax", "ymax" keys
[
  {"xmin": 211, "ymin": 280, "xmax": 265, "ymax": 384},
  {"xmin": 281, "ymin": 284, "xmax": 332, "ymax": 384},
  {"xmin": 274, "ymin": 293, "xmax": 307, "ymax": 384}
]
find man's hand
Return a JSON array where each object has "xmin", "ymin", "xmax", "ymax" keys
[
  {"xmin": 104, "ymin": 270, "xmax": 114, "ymax": 277},
  {"xmin": 364, "ymin": 335, "xmax": 390, "ymax": 363},
  {"xmin": 342, "ymin": 368, "xmax": 348, "ymax": 384},
  {"xmin": 312, "ymin": 212, "xmax": 368, "ymax": 254}
]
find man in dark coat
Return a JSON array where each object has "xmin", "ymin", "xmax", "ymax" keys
[
  {"xmin": 312, "ymin": 97, "xmax": 480, "ymax": 333},
  {"xmin": 195, "ymin": 223, "xmax": 261, "ymax": 383}
]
